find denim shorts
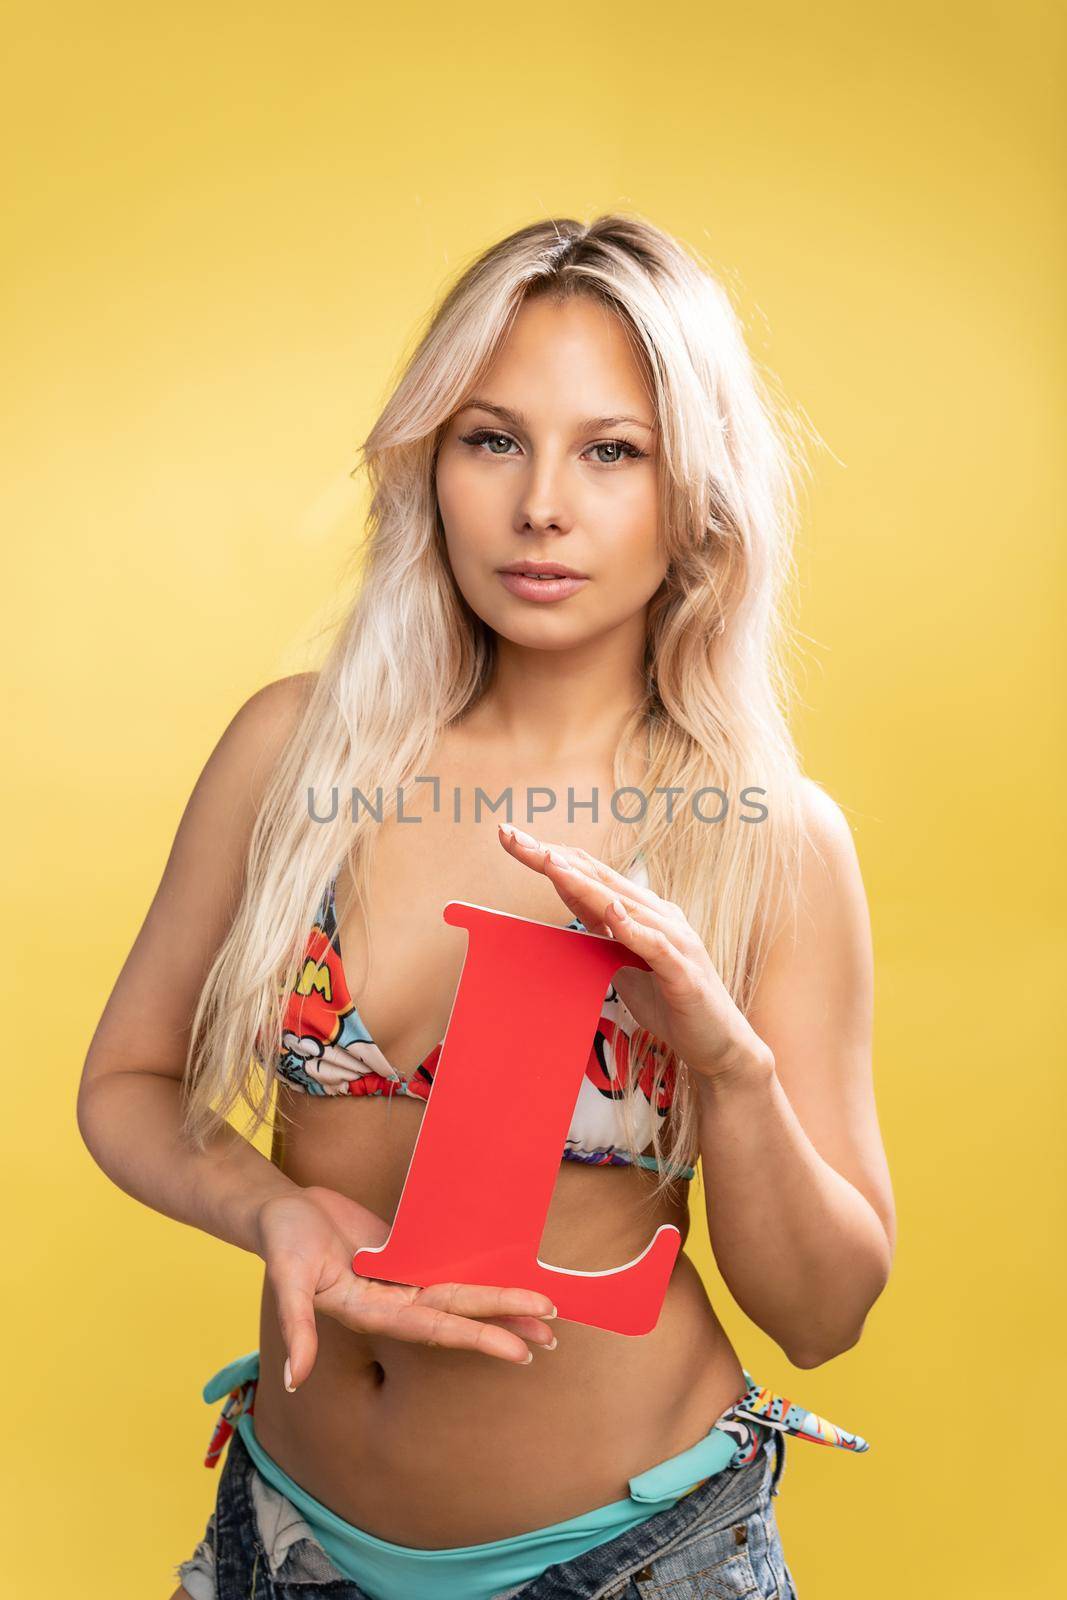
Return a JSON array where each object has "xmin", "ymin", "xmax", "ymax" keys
[{"xmin": 175, "ymin": 1423, "xmax": 797, "ymax": 1600}]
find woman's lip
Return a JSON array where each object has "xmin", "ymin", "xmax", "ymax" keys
[{"xmin": 497, "ymin": 571, "xmax": 589, "ymax": 602}]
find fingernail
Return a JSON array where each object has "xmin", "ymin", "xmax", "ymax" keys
[
  {"xmin": 523, "ymin": 1350, "xmax": 534, "ymax": 1364},
  {"xmin": 546, "ymin": 1305, "xmax": 558, "ymax": 1318},
  {"xmin": 610, "ymin": 898, "xmax": 626, "ymax": 918},
  {"xmin": 512, "ymin": 828, "xmax": 537, "ymax": 848},
  {"xmin": 545, "ymin": 1335, "xmax": 558, "ymax": 1350},
  {"xmin": 283, "ymin": 1356, "xmax": 296, "ymax": 1393},
  {"xmin": 500, "ymin": 823, "xmax": 515, "ymax": 839}
]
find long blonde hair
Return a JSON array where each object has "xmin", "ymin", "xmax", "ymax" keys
[{"xmin": 181, "ymin": 213, "xmax": 815, "ymax": 1202}]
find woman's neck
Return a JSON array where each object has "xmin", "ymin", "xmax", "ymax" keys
[{"xmin": 469, "ymin": 619, "xmax": 648, "ymax": 764}]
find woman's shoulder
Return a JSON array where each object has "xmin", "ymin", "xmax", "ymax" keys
[
  {"xmin": 201, "ymin": 672, "xmax": 320, "ymax": 816},
  {"xmin": 792, "ymin": 777, "xmax": 863, "ymax": 890},
  {"xmin": 795, "ymin": 775, "xmax": 856, "ymax": 859},
  {"xmin": 754, "ymin": 776, "xmax": 864, "ymax": 957},
  {"xmin": 234, "ymin": 671, "xmax": 319, "ymax": 733},
  {"xmin": 222, "ymin": 671, "xmax": 319, "ymax": 756}
]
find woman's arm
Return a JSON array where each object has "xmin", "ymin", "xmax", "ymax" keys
[
  {"xmin": 691, "ymin": 781, "xmax": 893, "ymax": 1366},
  {"xmin": 77, "ymin": 675, "xmax": 558, "ymax": 1377},
  {"xmin": 76, "ymin": 674, "xmax": 318, "ymax": 1252},
  {"xmin": 499, "ymin": 778, "xmax": 895, "ymax": 1369}
]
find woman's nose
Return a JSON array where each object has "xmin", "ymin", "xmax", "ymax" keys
[{"xmin": 513, "ymin": 453, "xmax": 575, "ymax": 537}]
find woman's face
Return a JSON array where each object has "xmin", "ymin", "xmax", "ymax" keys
[{"xmin": 435, "ymin": 293, "xmax": 665, "ymax": 650}]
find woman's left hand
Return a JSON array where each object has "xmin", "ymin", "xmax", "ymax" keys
[{"xmin": 498, "ymin": 825, "xmax": 771, "ymax": 1085}]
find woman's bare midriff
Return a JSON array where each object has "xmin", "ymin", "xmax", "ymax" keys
[{"xmin": 252, "ymin": 1088, "xmax": 747, "ymax": 1549}]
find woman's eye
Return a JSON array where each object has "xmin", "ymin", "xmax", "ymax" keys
[
  {"xmin": 588, "ymin": 439, "xmax": 643, "ymax": 465},
  {"xmin": 462, "ymin": 430, "xmax": 518, "ymax": 455}
]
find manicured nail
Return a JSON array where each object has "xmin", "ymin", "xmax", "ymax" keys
[
  {"xmin": 610, "ymin": 898, "xmax": 626, "ymax": 918},
  {"xmin": 523, "ymin": 1350, "xmax": 534, "ymax": 1364},
  {"xmin": 283, "ymin": 1356, "xmax": 296, "ymax": 1393},
  {"xmin": 512, "ymin": 828, "xmax": 538, "ymax": 848},
  {"xmin": 545, "ymin": 1335, "xmax": 558, "ymax": 1350},
  {"xmin": 499, "ymin": 823, "xmax": 515, "ymax": 839}
]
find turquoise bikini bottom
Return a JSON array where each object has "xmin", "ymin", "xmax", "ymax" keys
[{"xmin": 201, "ymin": 1349, "xmax": 868, "ymax": 1600}]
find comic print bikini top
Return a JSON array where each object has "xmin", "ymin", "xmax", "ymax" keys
[{"xmin": 276, "ymin": 858, "xmax": 697, "ymax": 1180}]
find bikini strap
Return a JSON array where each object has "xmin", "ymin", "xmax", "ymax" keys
[{"xmin": 317, "ymin": 868, "xmax": 341, "ymax": 936}]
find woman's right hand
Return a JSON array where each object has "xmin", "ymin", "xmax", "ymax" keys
[{"xmin": 255, "ymin": 1185, "xmax": 559, "ymax": 1390}]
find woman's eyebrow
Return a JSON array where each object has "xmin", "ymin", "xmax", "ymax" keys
[{"xmin": 458, "ymin": 398, "xmax": 656, "ymax": 432}]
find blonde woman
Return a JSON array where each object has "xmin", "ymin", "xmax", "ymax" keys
[{"xmin": 79, "ymin": 215, "xmax": 894, "ymax": 1600}]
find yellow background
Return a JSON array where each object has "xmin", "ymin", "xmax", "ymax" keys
[{"xmin": 3, "ymin": 3, "xmax": 1062, "ymax": 1595}]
